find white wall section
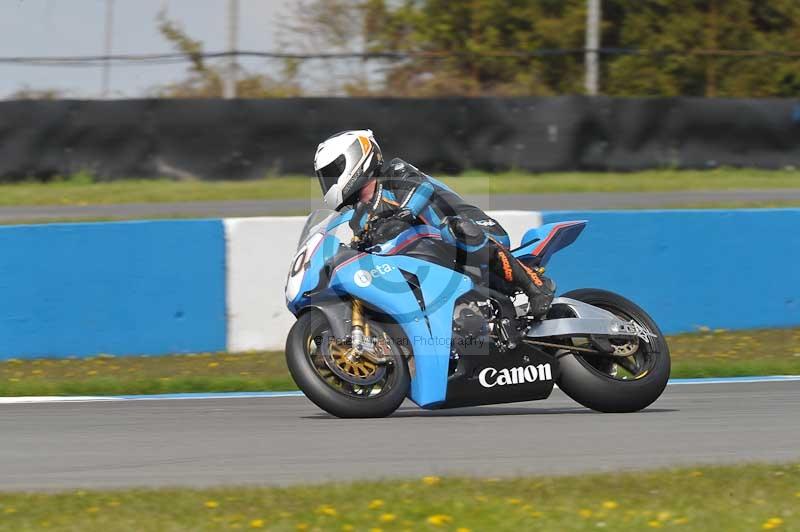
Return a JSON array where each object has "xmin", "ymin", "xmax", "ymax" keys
[{"xmin": 225, "ymin": 211, "xmax": 542, "ymax": 351}]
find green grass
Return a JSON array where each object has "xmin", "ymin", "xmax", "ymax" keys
[
  {"xmin": 1, "ymin": 168, "xmax": 798, "ymax": 207},
  {"xmin": 0, "ymin": 463, "xmax": 798, "ymax": 531},
  {"xmin": 1, "ymin": 327, "xmax": 798, "ymax": 397}
]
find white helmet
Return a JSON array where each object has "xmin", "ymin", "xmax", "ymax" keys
[{"xmin": 314, "ymin": 129, "xmax": 383, "ymax": 209}]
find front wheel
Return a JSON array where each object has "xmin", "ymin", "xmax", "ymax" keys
[
  {"xmin": 555, "ymin": 288, "xmax": 670, "ymax": 413},
  {"xmin": 285, "ymin": 310, "xmax": 410, "ymax": 418}
]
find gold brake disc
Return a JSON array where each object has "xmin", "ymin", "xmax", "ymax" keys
[{"xmin": 322, "ymin": 337, "xmax": 387, "ymax": 385}]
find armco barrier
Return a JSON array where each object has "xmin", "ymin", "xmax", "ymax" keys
[
  {"xmin": 542, "ymin": 209, "xmax": 800, "ymax": 334},
  {"xmin": 0, "ymin": 209, "xmax": 797, "ymax": 359},
  {"xmin": 0, "ymin": 220, "xmax": 226, "ymax": 360}
]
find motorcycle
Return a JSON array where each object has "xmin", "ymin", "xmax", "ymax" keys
[{"xmin": 284, "ymin": 208, "xmax": 670, "ymax": 418}]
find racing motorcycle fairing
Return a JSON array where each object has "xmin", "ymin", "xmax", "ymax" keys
[
  {"xmin": 513, "ymin": 220, "xmax": 587, "ymax": 266},
  {"xmin": 286, "ymin": 210, "xmax": 638, "ymax": 410},
  {"xmin": 324, "ymin": 251, "xmax": 475, "ymax": 407}
]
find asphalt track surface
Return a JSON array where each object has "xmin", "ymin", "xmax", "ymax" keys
[
  {"xmin": 3, "ymin": 189, "xmax": 800, "ymax": 223},
  {"xmin": 1, "ymin": 381, "xmax": 798, "ymax": 491}
]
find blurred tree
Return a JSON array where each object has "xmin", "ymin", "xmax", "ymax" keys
[
  {"xmin": 605, "ymin": 0, "xmax": 800, "ymax": 97},
  {"xmin": 287, "ymin": 0, "xmax": 800, "ymax": 97},
  {"xmin": 155, "ymin": 11, "xmax": 302, "ymax": 98},
  {"xmin": 8, "ymin": 87, "xmax": 66, "ymax": 100}
]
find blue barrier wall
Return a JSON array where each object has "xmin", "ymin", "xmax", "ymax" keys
[
  {"xmin": 542, "ymin": 209, "xmax": 800, "ymax": 334},
  {"xmin": 0, "ymin": 220, "xmax": 226, "ymax": 360}
]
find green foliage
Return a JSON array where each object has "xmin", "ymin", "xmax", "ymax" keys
[{"xmin": 290, "ymin": 0, "xmax": 800, "ymax": 97}]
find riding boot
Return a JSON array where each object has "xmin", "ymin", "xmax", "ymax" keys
[{"xmin": 491, "ymin": 246, "xmax": 554, "ymax": 319}]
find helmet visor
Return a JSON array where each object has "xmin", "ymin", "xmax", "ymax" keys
[{"xmin": 315, "ymin": 154, "xmax": 346, "ymax": 193}]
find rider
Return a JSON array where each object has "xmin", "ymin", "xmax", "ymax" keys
[{"xmin": 313, "ymin": 129, "xmax": 554, "ymax": 319}]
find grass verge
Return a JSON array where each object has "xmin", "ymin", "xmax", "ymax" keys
[
  {"xmin": 1, "ymin": 168, "xmax": 799, "ymax": 207},
  {"xmin": 1, "ymin": 328, "xmax": 798, "ymax": 397},
  {"xmin": 0, "ymin": 463, "xmax": 797, "ymax": 531}
]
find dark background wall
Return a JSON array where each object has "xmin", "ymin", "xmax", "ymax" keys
[{"xmin": 1, "ymin": 96, "xmax": 799, "ymax": 181}]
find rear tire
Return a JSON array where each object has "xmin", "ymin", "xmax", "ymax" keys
[
  {"xmin": 556, "ymin": 289, "xmax": 670, "ymax": 413},
  {"xmin": 285, "ymin": 310, "xmax": 410, "ymax": 418}
]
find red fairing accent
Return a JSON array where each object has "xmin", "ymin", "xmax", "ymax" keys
[
  {"xmin": 331, "ymin": 252, "xmax": 366, "ymax": 276},
  {"xmin": 532, "ymin": 222, "xmax": 584, "ymax": 256},
  {"xmin": 388, "ymin": 232, "xmax": 441, "ymax": 255}
]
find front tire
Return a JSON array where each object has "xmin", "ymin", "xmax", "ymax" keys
[
  {"xmin": 555, "ymin": 289, "xmax": 670, "ymax": 413},
  {"xmin": 285, "ymin": 310, "xmax": 410, "ymax": 418}
]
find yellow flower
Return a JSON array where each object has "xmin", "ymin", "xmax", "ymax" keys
[
  {"xmin": 456, "ymin": 528, "xmax": 472, "ymax": 532},
  {"xmin": 795, "ymin": 491, "xmax": 800, "ymax": 498},
  {"xmin": 369, "ymin": 529, "xmax": 382, "ymax": 532},
  {"xmin": 762, "ymin": 517, "xmax": 784, "ymax": 530},
  {"xmin": 368, "ymin": 499, "xmax": 384, "ymax": 509},
  {"xmin": 108, "ymin": 500, "xmax": 121, "ymax": 507},
  {"xmin": 688, "ymin": 471, "xmax": 703, "ymax": 477},
  {"xmin": 317, "ymin": 505, "xmax": 337, "ymax": 516},
  {"xmin": 648, "ymin": 521, "xmax": 663, "ymax": 528},
  {"xmin": 86, "ymin": 507, "xmax": 100, "ymax": 513},
  {"xmin": 341, "ymin": 526, "xmax": 355, "ymax": 531},
  {"xmin": 672, "ymin": 518, "xmax": 689, "ymax": 525},
  {"xmin": 208, "ymin": 362, "xmax": 219, "ymax": 368},
  {"xmin": 249, "ymin": 519, "xmax": 265, "ymax": 528},
  {"xmin": 601, "ymin": 500, "xmax": 618, "ymax": 510},
  {"xmin": 380, "ymin": 513, "xmax": 396, "ymax": 522},
  {"xmin": 506, "ymin": 498, "xmax": 522, "ymax": 505},
  {"xmin": 87, "ymin": 370, "xmax": 98, "ymax": 376},
  {"xmin": 204, "ymin": 500, "xmax": 219, "ymax": 509},
  {"xmin": 296, "ymin": 524, "xmax": 309, "ymax": 531},
  {"xmin": 422, "ymin": 475, "xmax": 441, "ymax": 486},
  {"xmin": 579, "ymin": 509, "xmax": 593, "ymax": 518},
  {"xmin": 657, "ymin": 511, "xmax": 671, "ymax": 521},
  {"xmin": 427, "ymin": 514, "xmax": 453, "ymax": 526},
  {"xmin": 529, "ymin": 511, "xmax": 543, "ymax": 518},
  {"xmin": 4, "ymin": 508, "xmax": 16, "ymax": 514}
]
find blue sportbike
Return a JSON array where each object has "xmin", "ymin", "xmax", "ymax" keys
[{"xmin": 285, "ymin": 209, "xmax": 670, "ymax": 418}]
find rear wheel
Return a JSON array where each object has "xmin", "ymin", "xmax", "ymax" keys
[
  {"xmin": 285, "ymin": 310, "xmax": 410, "ymax": 418},
  {"xmin": 555, "ymin": 289, "xmax": 670, "ymax": 413}
]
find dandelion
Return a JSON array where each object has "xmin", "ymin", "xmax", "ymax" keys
[
  {"xmin": 317, "ymin": 505, "xmax": 337, "ymax": 516},
  {"xmin": 456, "ymin": 528, "xmax": 472, "ymax": 532},
  {"xmin": 4, "ymin": 508, "xmax": 16, "ymax": 514},
  {"xmin": 648, "ymin": 520, "xmax": 663, "ymax": 528},
  {"xmin": 506, "ymin": 498, "xmax": 522, "ymax": 505},
  {"xmin": 795, "ymin": 491, "xmax": 800, "ymax": 498},
  {"xmin": 762, "ymin": 517, "xmax": 784, "ymax": 530},
  {"xmin": 341, "ymin": 525, "xmax": 354, "ymax": 531},
  {"xmin": 529, "ymin": 511, "xmax": 543, "ymax": 518},
  {"xmin": 657, "ymin": 511, "xmax": 672, "ymax": 521},
  {"xmin": 422, "ymin": 475, "xmax": 441, "ymax": 486},
  {"xmin": 602, "ymin": 501, "xmax": 619, "ymax": 510},
  {"xmin": 86, "ymin": 507, "xmax": 100, "ymax": 513},
  {"xmin": 688, "ymin": 471, "xmax": 703, "ymax": 477},
  {"xmin": 296, "ymin": 524, "xmax": 309, "ymax": 531},
  {"xmin": 368, "ymin": 499, "xmax": 384, "ymax": 509},
  {"xmin": 208, "ymin": 362, "xmax": 220, "ymax": 368},
  {"xmin": 579, "ymin": 509, "xmax": 593, "ymax": 518},
  {"xmin": 250, "ymin": 519, "xmax": 265, "ymax": 528},
  {"xmin": 369, "ymin": 528, "xmax": 382, "ymax": 532},
  {"xmin": 427, "ymin": 514, "xmax": 453, "ymax": 526},
  {"xmin": 379, "ymin": 513, "xmax": 396, "ymax": 522},
  {"xmin": 204, "ymin": 500, "xmax": 219, "ymax": 509}
]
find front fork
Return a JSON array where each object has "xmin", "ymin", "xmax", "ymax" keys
[{"xmin": 350, "ymin": 299, "xmax": 389, "ymax": 364}]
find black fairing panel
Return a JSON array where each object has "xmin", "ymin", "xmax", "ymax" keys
[{"xmin": 440, "ymin": 343, "xmax": 557, "ymax": 408}]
